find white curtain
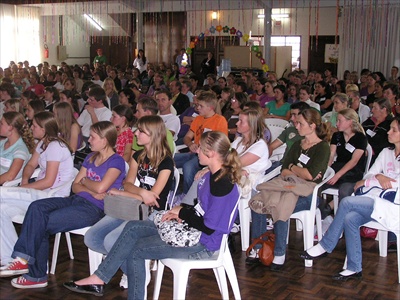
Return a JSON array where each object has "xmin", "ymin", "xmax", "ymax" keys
[
  {"xmin": 338, "ymin": 3, "xmax": 400, "ymax": 79},
  {"xmin": 0, "ymin": 4, "xmax": 41, "ymax": 68}
]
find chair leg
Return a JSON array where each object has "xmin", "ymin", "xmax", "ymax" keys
[
  {"xmin": 50, "ymin": 232, "xmax": 62, "ymax": 275},
  {"xmin": 65, "ymin": 232, "xmax": 74, "ymax": 259},
  {"xmin": 315, "ymin": 209, "xmax": 323, "ymax": 241},
  {"xmin": 172, "ymin": 267, "xmax": 190, "ymax": 300},
  {"xmin": 343, "ymin": 256, "xmax": 348, "ymax": 269},
  {"xmin": 377, "ymin": 230, "xmax": 388, "ymax": 257},
  {"xmin": 333, "ymin": 195, "xmax": 339, "ymax": 215},
  {"xmin": 223, "ymin": 252, "xmax": 241, "ymax": 300},
  {"xmin": 239, "ymin": 195, "xmax": 251, "ymax": 251},
  {"xmin": 153, "ymin": 261, "xmax": 165, "ymax": 300},
  {"xmin": 396, "ymin": 234, "xmax": 400, "ymax": 283},
  {"xmin": 303, "ymin": 218, "xmax": 314, "ymax": 267},
  {"xmin": 144, "ymin": 259, "xmax": 151, "ymax": 300},
  {"xmin": 88, "ymin": 248, "xmax": 103, "ymax": 275},
  {"xmin": 213, "ymin": 267, "xmax": 229, "ymax": 299}
]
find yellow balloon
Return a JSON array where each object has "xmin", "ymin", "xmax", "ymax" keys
[
  {"xmin": 262, "ymin": 64, "xmax": 269, "ymax": 72},
  {"xmin": 243, "ymin": 34, "xmax": 249, "ymax": 42}
]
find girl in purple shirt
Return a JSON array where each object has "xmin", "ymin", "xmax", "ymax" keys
[{"xmin": 64, "ymin": 131, "xmax": 242, "ymax": 299}]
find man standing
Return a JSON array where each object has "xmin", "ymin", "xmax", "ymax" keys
[
  {"xmin": 155, "ymin": 89, "xmax": 181, "ymax": 141},
  {"xmin": 169, "ymin": 80, "xmax": 190, "ymax": 115},
  {"xmin": 93, "ymin": 49, "xmax": 107, "ymax": 67}
]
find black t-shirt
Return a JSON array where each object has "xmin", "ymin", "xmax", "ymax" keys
[
  {"xmin": 132, "ymin": 150, "xmax": 174, "ymax": 210},
  {"xmin": 330, "ymin": 131, "xmax": 368, "ymax": 181}
]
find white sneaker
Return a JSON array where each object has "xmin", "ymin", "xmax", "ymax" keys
[
  {"xmin": 119, "ymin": 273, "xmax": 128, "ymax": 289},
  {"xmin": 267, "ymin": 218, "xmax": 274, "ymax": 230}
]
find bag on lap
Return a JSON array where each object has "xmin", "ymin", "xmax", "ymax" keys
[{"xmin": 104, "ymin": 195, "xmax": 149, "ymax": 221}]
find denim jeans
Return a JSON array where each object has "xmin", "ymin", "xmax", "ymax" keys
[
  {"xmin": 174, "ymin": 152, "xmax": 201, "ymax": 193},
  {"xmin": 13, "ymin": 194, "xmax": 104, "ymax": 281},
  {"xmin": 94, "ymin": 220, "xmax": 211, "ymax": 300},
  {"xmin": 320, "ymin": 196, "xmax": 374, "ymax": 272},
  {"xmin": 0, "ymin": 187, "xmax": 49, "ymax": 265},
  {"xmin": 251, "ymin": 194, "xmax": 313, "ymax": 256}
]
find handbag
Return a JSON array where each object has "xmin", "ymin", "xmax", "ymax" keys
[
  {"xmin": 354, "ymin": 185, "xmax": 397, "ymax": 203},
  {"xmin": 246, "ymin": 232, "xmax": 275, "ymax": 266},
  {"xmin": 153, "ymin": 210, "xmax": 201, "ymax": 247},
  {"xmin": 104, "ymin": 194, "xmax": 149, "ymax": 221}
]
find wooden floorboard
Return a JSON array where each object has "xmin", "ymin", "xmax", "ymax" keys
[{"xmin": 1, "ymin": 223, "xmax": 399, "ymax": 299}]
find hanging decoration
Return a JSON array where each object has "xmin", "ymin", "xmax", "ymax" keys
[{"xmin": 185, "ymin": 25, "xmax": 269, "ymax": 73}]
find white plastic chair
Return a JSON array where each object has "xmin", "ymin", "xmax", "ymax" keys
[
  {"xmin": 239, "ymin": 165, "xmax": 282, "ymax": 251},
  {"xmin": 342, "ymin": 221, "xmax": 400, "ymax": 283},
  {"xmin": 153, "ymin": 193, "xmax": 241, "ymax": 300},
  {"xmin": 321, "ymin": 143, "xmax": 373, "ymax": 215},
  {"xmin": 287, "ymin": 167, "xmax": 335, "ymax": 267},
  {"xmin": 264, "ymin": 118, "xmax": 289, "ymax": 142},
  {"xmin": 50, "ymin": 167, "xmax": 180, "ymax": 275}
]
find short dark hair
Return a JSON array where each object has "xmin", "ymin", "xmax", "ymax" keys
[
  {"xmin": 234, "ymin": 80, "xmax": 247, "ymax": 92},
  {"xmin": 88, "ymin": 86, "xmax": 106, "ymax": 102},
  {"xmin": 290, "ymin": 101, "xmax": 310, "ymax": 111},
  {"xmin": 155, "ymin": 88, "xmax": 172, "ymax": 100},
  {"xmin": 137, "ymin": 97, "xmax": 158, "ymax": 115}
]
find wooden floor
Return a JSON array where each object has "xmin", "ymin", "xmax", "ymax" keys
[{"xmin": 1, "ymin": 223, "xmax": 399, "ymax": 300}]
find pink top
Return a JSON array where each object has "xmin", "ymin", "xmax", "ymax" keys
[{"xmin": 115, "ymin": 128, "xmax": 133, "ymax": 158}]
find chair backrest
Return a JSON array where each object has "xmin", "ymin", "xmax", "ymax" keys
[
  {"xmin": 166, "ymin": 167, "xmax": 180, "ymax": 209},
  {"xmin": 47, "ymin": 168, "xmax": 79, "ymax": 197},
  {"xmin": 264, "ymin": 119, "xmax": 289, "ymax": 142},
  {"xmin": 309, "ymin": 166, "xmax": 335, "ymax": 212},
  {"xmin": 364, "ymin": 143, "xmax": 373, "ymax": 175},
  {"xmin": 214, "ymin": 189, "xmax": 241, "ymax": 260}
]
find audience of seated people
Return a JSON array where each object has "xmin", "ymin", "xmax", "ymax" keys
[{"xmin": 0, "ymin": 56, "xmax": 399, "ymax": 292}]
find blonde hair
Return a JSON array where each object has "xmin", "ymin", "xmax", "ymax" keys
[
  {"xmin": 199, "ymin": 131, "xmax": 242, "ymax": 185},
  {"xmin": 89, "ymin": 121, "xmax": 118, "ymax": 163},
  {"xmin": 238, "ymin": 109, "xmax": 266, "ymax": 151},
  {"xmin": 54, "ymin": 102, "xmax": 79, "ymax": 146},
  {"xmin": 102, "ymin": 77, "xmax": 118, "ymax": 95},
  {"xmin": 136, "ymin": 115, "xmax": 172, "ymax": 170},
  {"xmin": 338, "ymin": 108, "xmax": 365, "ymax": 134},
  {"xmin": 345, "ymin": 84, "xmax": 359, "ymax": 93},
  {"xmin": 3, "ymin": 111, "xmax": 35, "ymax": 153}
]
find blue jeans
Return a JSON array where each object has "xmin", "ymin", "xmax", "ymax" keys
[
  {"xmin": 174, "ymin": 152, "xmax": 201, "ymax": 194},
  {"xmin": 13, "ymin": 195, "xmax": 104, "ymax": 282},
  {"xmin": 251, "ymin": 194, "xmax": 313, "ymax": 256},
  {"xmin": 320, "ymin": 196, "xmax": 374, "ymax": 272},
  {"xmin": 94, "ymin": 220, "xmax": 212, "ymax": 300}
]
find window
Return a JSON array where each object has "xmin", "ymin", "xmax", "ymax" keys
[{"xmin": 271, "ymin": 36, "xmax": 301, "ymax": 70}]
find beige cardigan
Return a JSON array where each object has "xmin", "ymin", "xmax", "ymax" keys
[{"xmin": 249, "ymin": 175, "xmax": 316, "ymax": 222}]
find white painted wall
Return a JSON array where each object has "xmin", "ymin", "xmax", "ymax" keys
[{"xmin": 40, "ymin": 16, "xmax": 91, "ymax": 67}]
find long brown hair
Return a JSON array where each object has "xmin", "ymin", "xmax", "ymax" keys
[
  {"xmin": 89, "ymin": 121, "xmax": 118, "ymax": 163},
  {"xmin": 136, "ymin": 115, "xmax": 172, "ymax": 170},
  {"xmin": 300, "ymin": 108, "xmax": 331, "ymax": 142},
  {"xmin": 54, "ymin": 102, "xmax": 79, "ymax": 145},
  {"xmin": 33, "ymin": 111, "xmax": 72, "ymax": 153}
]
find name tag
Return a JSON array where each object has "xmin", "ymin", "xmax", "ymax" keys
[
  {"xmin": 345, "ymin": 143, "xmax": 356, "ymax": 153},
  {"xmin": 298, "ymin": 153, "xmax": 310, "ymax": 165},
  {"xmin": 0, "ymin": 157, "xmax": 12, "ymax": 168},
  {"xmin": 366, "ymin": 129, "xmax": 376, "ymax": 137},
  {"xmin": 144, "ymin": 176, "xmax": 156, "ymax": 186},
  {"xmin": 230, "ymin": 115, "xmax": 239, "ymax": 119},
  {"xmin": 192, "ymin": 113, "xmax": 199, "ymax": 117},
  {"xmin": 194, "ymin": 202, "xmax": 205, "ymax": 216},
  {"xmin": 203, "ymin": 128, "xmax": 212, "ymax": 133}
]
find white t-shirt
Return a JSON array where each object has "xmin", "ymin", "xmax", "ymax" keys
[
  {"xmin": 36, "ymin": 140, "xmax": 75, "ymax": 196},
  {"xmin": 231, "ymin": 137, "xmax": 271, "ymax": 174},
  {"xmin": 305, "ymin": 99, "xmax": 321, "ymax": 111},
  {"xmin": 78, "ymin": 106, "xmax": 112, "ymax": 137},
  {"xmin": 160, "ymin": 113, "xmax": 181, "ymax": 141}
]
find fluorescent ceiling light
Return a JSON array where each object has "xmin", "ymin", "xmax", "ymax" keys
[
  {"xmin": 84, "ymin": 14, "xmax": 103, "ymax": 31},
  {"xmin": 258, "ymin": 14, "xmax": 290, "ymax": 19}
]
